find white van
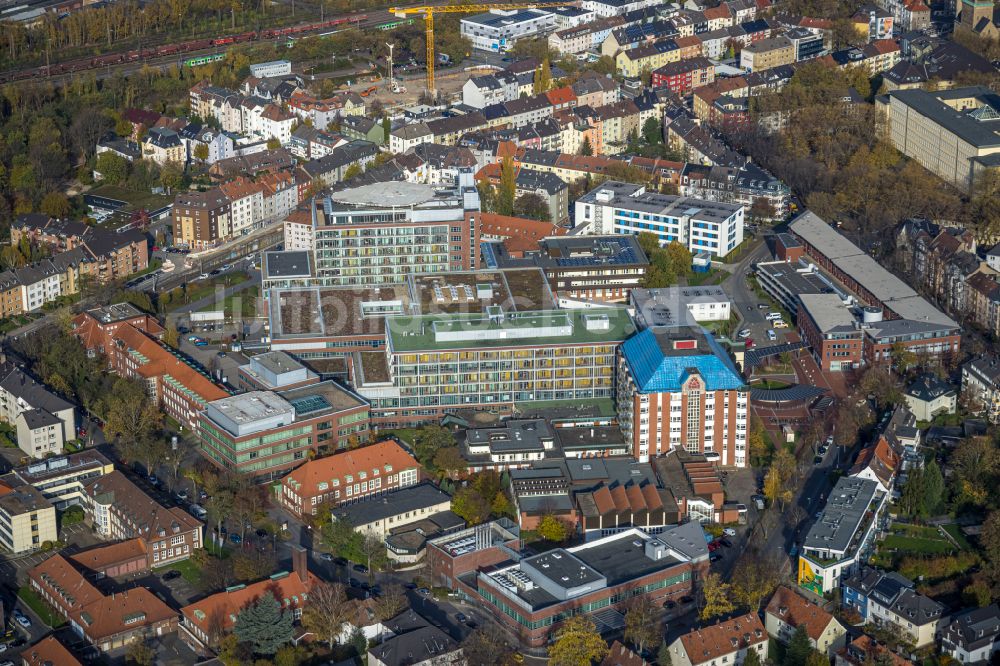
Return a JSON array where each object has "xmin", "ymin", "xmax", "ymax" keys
[
  {"xmin": 189, "ymin": 504, "xmax": 207, "ymax": 519},
  {"xmin": 765, "ymin": 311, "xmax": 783, "ymax": 320}
]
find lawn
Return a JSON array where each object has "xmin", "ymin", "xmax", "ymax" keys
[
  {"xmin": 941, "ymin": 524, "xmax": 973, "ymax": 550},
  {"xmin": 18, "ymin": 586, "xmax": 66, "ymax": 627},
  {"xmin": 379, "ymin": 428, "xmax": 422, "ymax": 446},
  {"xmin": 882, "ymin": 535, "xmax": 956, "ymax": 555},
  {"xmin": 162, "ymin": 272, "xmax": 252, "ymax": 313},
  {"xmin": 686, "ymin": 269, "xmax": 726, "ymax": 287},
  {"xmin": 754, "ymin": 378, "xmax": 793, "ymax": 390},
  {"xmin": 153, "ymin": 558, "xmax": 201, "ymax": 584},
  {"xmin": 199, "ymin": 286, "xmax": 259, "ymax": 318}
]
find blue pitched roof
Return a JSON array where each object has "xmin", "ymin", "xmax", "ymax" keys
[{"xmin": 621, "ymin": 327, "xmax": 745, "ymax": 393}]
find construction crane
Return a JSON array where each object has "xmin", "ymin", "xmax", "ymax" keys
[{"xmin": 388, "ymin": 3, "xmax": 573, "ymax": 95}]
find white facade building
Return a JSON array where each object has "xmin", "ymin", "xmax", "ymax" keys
[
  {"xmin": 575, "ymin": 181, "xmax": 745, "ymax": 258},
  {"xmin": 249, "ymin": 60, "xmax": 292, "ymax": 78},
  {"xmin": 461, "ymin": 9, "xmax": 558, "ymax": 52}
]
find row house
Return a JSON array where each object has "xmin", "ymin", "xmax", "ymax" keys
[
  {"xmin": 693, "ymin": 76, "xmax": 750, "ymax": 120},
  {"xmin": 299, "ymin": 140, "xmax": 380, "ymax": 189},
  {"xmin": 178, "ymin": 124, "xmax": 237, "ymax": 164},
  {"xmin": 462, "ymin": 72, "xmax": 519, "ymax": 108},
  {"xmin": 11, "ymin": 217, "xmax": 150, "ymax": 283},
  {"xmin": 288, "ymin": 124, "xmax": 348, "ymax": 159},
  {"xmin": 602, "ymin": 20, "xmax": 679, "ymax": 56},
  {"xmin": 962, "ymin": 356, "xmax": 1000, "ymax": 424},
  {"xmin": 287, "ymin": 91, "xmax": 365, "ymax": 129},
  {"xmin": 616, "ymin": 39, "xmax": 681, "ymax": 78},
  {"xmin": 572, "ymin": 73, "xmax": 620, "ymax": 108},
  {"xmin": 665, "ymin": 113, "xmax": 745, "ymax": 167},
  {"xmin": 548, "ymin": 17, "xmax": 622, "ymax": 53},
  {"xmin": 842, "ymin": 568, "xmax": 946, "ymax": 648},
  {"xmin": 652, "ymin": 57, "xmax": 716, "ymax": 95},
  {"xmin": 590, "ymin": 100, "xmax": 642, "ymax": 154},
  {"xmin": 219, "ymin": 177, "xmax": 267, "ymax": 237},
  {"xmin": 679, "ymin": 162, "xmax": 790, "ymax": 219},
  {"xmin": 427, "ymin": 112, "xmax": 489, "ymax": 146},
  {"xmin": 245, "ymin": 102, "xmax": 296, "ymax": 145},
  {"xmin": 404, "ymin": 143, "xmax": 479, "ymax": 185}
]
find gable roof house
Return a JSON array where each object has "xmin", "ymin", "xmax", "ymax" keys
[
  {"xmin": 666, "ymin": 613, "xmax": 768, "ymax": 666},
  {"xmin": 765, "ymin": 585, "xmax": 848, "ymax": 655}
]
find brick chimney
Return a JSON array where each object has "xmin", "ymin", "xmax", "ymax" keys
[{"xmin": 291, "ymin": 544, "xmax": 308, "ymax": 583}]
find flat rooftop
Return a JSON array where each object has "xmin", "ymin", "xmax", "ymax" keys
[
  {"xmin": 279, "ymin": 379, "xmax": 368, "ymax": 415},
  {"xmin": 250, "ymin": 350, "xmax": 310, "ymax": 376},
  {"xmin": 489, "ymin": 235, "xmax": 650, "ymax": 271},
  {"xmin": 386, "ymin": 306, "xmax": 634, "ymax": 353},
  {"xmin": 331, "ymin": 483, "xmax": 450, "ymax": 526},
  {"xmin": 324, "ymin": 181, "xmax": 465, "ymax": 210},
  {"xmin": 578, "ymin": 182, "xmax": 743, "ymax": 225},
  {"xmin": 798, "ymin": 293, "xmax": 857, "ymax": 333},
  {"xmin": 890, "ymin": 86, "xmax": 1000, "ymax": 149},
  {"xmin": 803, "ymin": 476, "xmax": 880, "ymax": 555},
  {"xmin": 83, "ymin": 303, "xmax": 146, "ymax": 324},
  {"xmin": 408, "ymin": 269, "xmax": 553, "ymax": 314},
  {"xmin": 270, "ymin": 286, "xmax": 411, "ymax": 339},
  {"xmin": 263, "ymin": 251, "xmax": 313, "ymax": 279},
  {"xmin": 755, "ymin": 261, "xmax": 832, "ymax": 298},
  {"xmin": 207, "ymin": 391, "xmax": 294, "ymax": 425}
]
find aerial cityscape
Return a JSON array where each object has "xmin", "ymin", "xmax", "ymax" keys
[{"xmin": 0, "ymin": 0, "xmax": 997, "ymax": 664}]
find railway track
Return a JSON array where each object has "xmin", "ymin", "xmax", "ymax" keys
[{"xmin": 0, "ymin": 7, "xmax": 419, "ymax": 85}]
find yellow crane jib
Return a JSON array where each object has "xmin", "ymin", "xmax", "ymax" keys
[{"xmin": 388, "ymin": 3, "xmax": 573, "ymax": 95}]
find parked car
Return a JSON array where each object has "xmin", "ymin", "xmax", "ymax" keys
[
  {"xmin": 193, "ymin": 340, "xmax": 208, "ymax": 347},
  {"xmin": 737, "ymin": 329, "xmax": 751, "ymax": 338},
  {"xmin": 13, "ymin": 610, "xmax": 30, "ymax": 628},
  {"xmin": 175, "ymin": 490, "xmax": 188, "ymax": 501},
  {"xmin": 162, "ymin": 570, "xmax": 182, "ymax": 581},
  {"xmin": 349, "ymin": 578, "xmax": 361, "ymax": 588},
  {"xmin": 455, "ymin": 612, "xmax": 467, "ymax": 623},
  {"xmin": 353, "ymin": 564, "xmax": 369, "ymax": 573},
  {"xmin": 417, "ymin": 588, "xmax": 431, "ymax": 596},
  {"xmin": 404, "ymin": 582, "xmax": 417, "ymax": 589},
  {"xmin": 663, "ymin": 600, "xmax": 676, "ymax": 609},
  {"xmin": 710, "ymin": 552, "xmax": 722, "ymax": 562},
  {"xmin": 680, "ymin": 596, "xmax": 694, "ymax": 604},
  {"xmin": 722, "ymin": 528, "xmax": 736, "ymax": 537},
  {"xmin": 229, "ymin": 533, "xmax": 242, "ymax": 544},
  {"xmin": 720, "ymin": 539, "xmax": 733, "ymax": 548},
  {"xmin": 767, "ymin": 329, "xmax": 777, "ymax": 341},
  {"xmin": 255, "ymin": 529, "xmax": 268, "ymax": 538},
  {"xmin": 318, "ymin": 553, "xmax": 334, "ymax": 562}
]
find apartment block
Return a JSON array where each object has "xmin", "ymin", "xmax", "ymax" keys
[
  {"xmin": 740, "ymin": 35, "xmax": 795, "ymax": 71},
  {"xmin": 171, "ymin": 189, "xmax": 232, "ymax": 250},
  {"xmin": 8, "ymin": 450, "xmax": 114, "ymax": 509},
  {"xmin": 0, "ymin": 485, "xmax": 57, "ymax": 553},
  {"xmin": 576, "ymin": 181, "xmax": 745, "ymax": 258},
  {"xmin": 616, "ymin": 325, "xmax": 748, "ymax": 466},
  {"xmin": 0, "ymin": 361, "xmax": 76, "ymax": 459}
]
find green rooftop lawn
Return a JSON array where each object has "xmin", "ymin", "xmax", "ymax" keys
[
  {"xmin": 87, "ymin": 184, "xmax": 173, "ymax": 212},
  {"xmin": 882, "ymin": 534, "xmax": 955, "ymax": 555},
  {"xmin": 387, "ymin": 307, "xmax": 635, "ymax": 352}
]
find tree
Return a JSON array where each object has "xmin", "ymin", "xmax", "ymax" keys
[
  {"xmin": 343, "ymin": 163, "xmax": 363, "ymax": 181},
  {"xmin": 126, "ymin": 640, "xmax": 155, "ymax": 666},
  {"xmin": 360, "ymin": 532, "xmax": 387, "ymax": 583},
  {"xmin": 748, "ymin": 416, "xmax": 770, "ymax": 464},
  {"xmin": 274, "ymin": 645, "xmax": 307, "ymax": 666},
  {"xmin": 548, "ymin": 615, "xmax": 609, "ymax": 666},
  {"xmin": 533, "ymin": 58, "xmax": 553, "ymax": 94},
  {"xmin": 101, "ymin": 378, "xmax": 162, "ymax": 462},
  {"xmin": 413, "ymin": 425, "xmax": 455, "ymax": 468},
  {"xmin": 636, "ymin": 232, "xmax": 661, "ymax": 258},
  {"xmin": 163, "ymin": 323, "xmax": 180, "ymax": 348},
  {"xmin": 743, "ymin": 646, "xmax": 762, "ymax": 666},
  {"xmin": 40, "ymin": 191, "xmax": 70, "ymax": 218},
  {"xmin": 642, "ymin": 116, "xmax": 661, "ymax": 146},
  {"xmin": 580, "ymin": 136, "xmax": 593, "ymax": 156},
  {"xmin": 452, "ymin": 486, "xmax": 490, "ymax": 525},
  {"xmin": 730, "ymin": 552, "xmax": 779, "ymax": 611},
  {"xmin": 785, "ymin": 625, "xmax": 813, "ymax": 666},
  {"xmin": 373, "ymin": 583, "xmax": 407, "ymax": 624},
  {"xmin": 462, "ymin": 622, "xmax": 519, "ymax": 666},
  {"xmin": 193, "ymin": 143, "xmax": 210, "ymax": 161},
  {"xmin": 513, "ymin": 192, "xmax": 550, "ymax": 221},
  {"xmin": 657, "ymin": 642, "xmax": 673, "ymax": 666},
  {"xmin": 890, "ymin": 342, "xmax": 917, "ymax": 373},
  {"xmin": 536, "ymin": 514, "xmax": 568, "ymax": 542},
  {"xmin": 432, "ymin": 446, "xmax": 466, "ymax": 478},
  {"xmin": 624, "ymin": 595, "xmax": 659, "ymax": 655},
  {"xmin": 94, "ymin": 151, "xmax": 129, "ymax": 184},
  {"xmin": 160, "ymin": 160, "xmax": 185, "ymax": 193},
  {"xmin": 382, "ymin": 116, "xmax": 391, "ymax": 143},
  {"xmin": 699, "ymin": 572, "xmax": 734, "ymax": 621},
  {"xmin": 981, "ymin": 510, "xmax": 1000, "ymax": 575},
  {"xmin": 497, "ymin": 156, "xmax": 517, "ymax": 216},
  {"xmin": 233, "ymin": 594, "xmax": 294, "ymax": 655},
  {"xmin": 349, "ymin": 625, "xmax": 367, "ymax": 658},
  {"xmin": 266, "ymin": 137, "xmax": 281, "ymax": 150},
  {"xmin": 922, "ymin": 460, "xmax": 944, "ymax": 517},
  {"xmin": 805, "ymin": 650, "xmax": 829, "ymax": 666},
  {"xmin": 302, "ymin": 582, "xmax": 352, "ymax": 649},
  {"xmin": 232, "ymin": 548, "xmax": 278, "ymax": 582}
]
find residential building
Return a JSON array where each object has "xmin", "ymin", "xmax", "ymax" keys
[
  {"xmin": 765, "ymin": 585, "xmax": 848, "ymax": 655},
  {"xmin": 29, "ymin": 554, "xmax": 177, "ymax": 653},
  {"xmin": 389, "ymin": 123, "xmax": 433, "ymax": 154},
  {"xmin": 428, "ymin": 522, "xmax": 705, "ymax": 647},
  {"xmin": 0, "ymin": 485, "xmax": 57, "ymax": 553},
  {"xmin": 852, "ymin": 4, "xmax": 894, "ymax": 39},
  {"xmin": 287, "ymin": 92, "xmax": 365, "ymax": 131},
  {"xmin": 904, "ymin": 374, "xmax": 957, "ymax": 420},
  {"xmin": 740, "ymin": 35, "xmax": 795, "ymax": 71},
  {"xmin": 368, "ymin": 611, "xmax": 463, "ymax": 666},
  {"xmin": 0, "ymin": 361, "xmax": 75, "ymax": 459},
  {"xmin": 616, "ymin": 325, "xmax": 748, "ymax": 466},
  {"xmin": 479, "ymin": 212, "xmax": 566, "ymax": 255},
  {"xmin": 630, "ymin": 286, "xmax": 732, "ymax": 326},
  {"xmin": 483, "ymin": 235, "xmax": 648, "ymax": 302},
  {"xmin": 180, "ymin": 547, "xmax": 316, "ymax": 650},
  {"xmin": 8, "ymin": 450, "xmax": 114, "ymax": 509},
  {"xmin": 330, "ymin": 482, "xmax": 452, "ymax": 539},
  {"xmin": 941, "ymin": 605, "xmax": 1000, "ymax": 665},
  {"xmin": 836, "ymin": 635, "xmax": 911, "ymax": 666},
  {"xmin": 83, "ymin": 470, "xmax": 203, "ymax": 568},
  {"xmin": 342, "ymin": 115, "xmax": 385, "ymax": 145},
  {"xmin": 171, "ymin": 189, "xmax": 231, "ymax": 250},
  {"xmin": 841, "ymin": 568, "xmax": 945, "ymax": 648},
  {"xmin": 462, "ymin": 72, "xmax": 520, "ymax": 108},
  {"xmin": 461, "ymin": 9, "xmax": 558, "ymax": 51},
  {"xmin": 20, "ymin": 636, "xmax": 83, "ymax": 666},
  {"xmin": 786, "ymin": 27, "xmax": 826, "ymax": 61},
  {"xmin": 278, "ymin": 439, "xmax": 421, "ymax": 517},
  {"xmin": 797, "ymin": 477, "xmax": 887, "ymax": 594},
  {"xmin": 576, "ymin": 181, "xmax": 745, "ymax": 258},
  {"xmin": 602, "ymin": 641, "xmax": 650, "ymax": 666},
  {"xmin": 962, "ymin": 355, "xmax": 1000, "ymax": 423},
  {"xmin": 651, "ymin": 57, "xmax": 716, "ymax": 95},
  {"xmin": 198, "ymin": 381, "xmax": 370, "ymax": 480},
  {"xmin": 142, "ymin": 128, "xmax": 185, "ymax": 165},
  {"xmin": 666, "ymin": 614, "xmax": 769, "ymax": 666},
  {"xmin": 878, "ymin": 86, "xmax": 1000, "ymax": 193}
]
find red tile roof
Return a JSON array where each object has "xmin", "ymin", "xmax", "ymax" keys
[
  {"xmin": 765, "ymin": 585, "xmax": 839, "ymax": 641},
  {"xmin": 69, "ymin": 538, "xmax": 148, "ymax": 573},
  {"xmin": 546, "ymin": 86, "xmax": 577, "ymax": 107},
  {"xmin": 703, "ymin": 5, "xmax": 731, "ymax": 19},
  {"xmin": 678, "ymin": 614, "xmax": 768, "ymax": 665},
  {"xmin": 603, "ymin": 640, "xmax": 649, "ymax": 666},
  {"xmin": 181, "ymin": 570, "xmax": 317, "ymax": 635},
  {"xmin": 281, "ymin": 440, "xmax": 420, "ymax": 501},
  {"xmin": 481, "ymin": 212, "xmax": 565, "ymax": 252},
  {"xmin": 21, "ymin": 636, "xmax": 83, "ymax": 666},
  {"xmin": 868, "ymin": 39, "xmax": 901, "ymax": 55}
]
